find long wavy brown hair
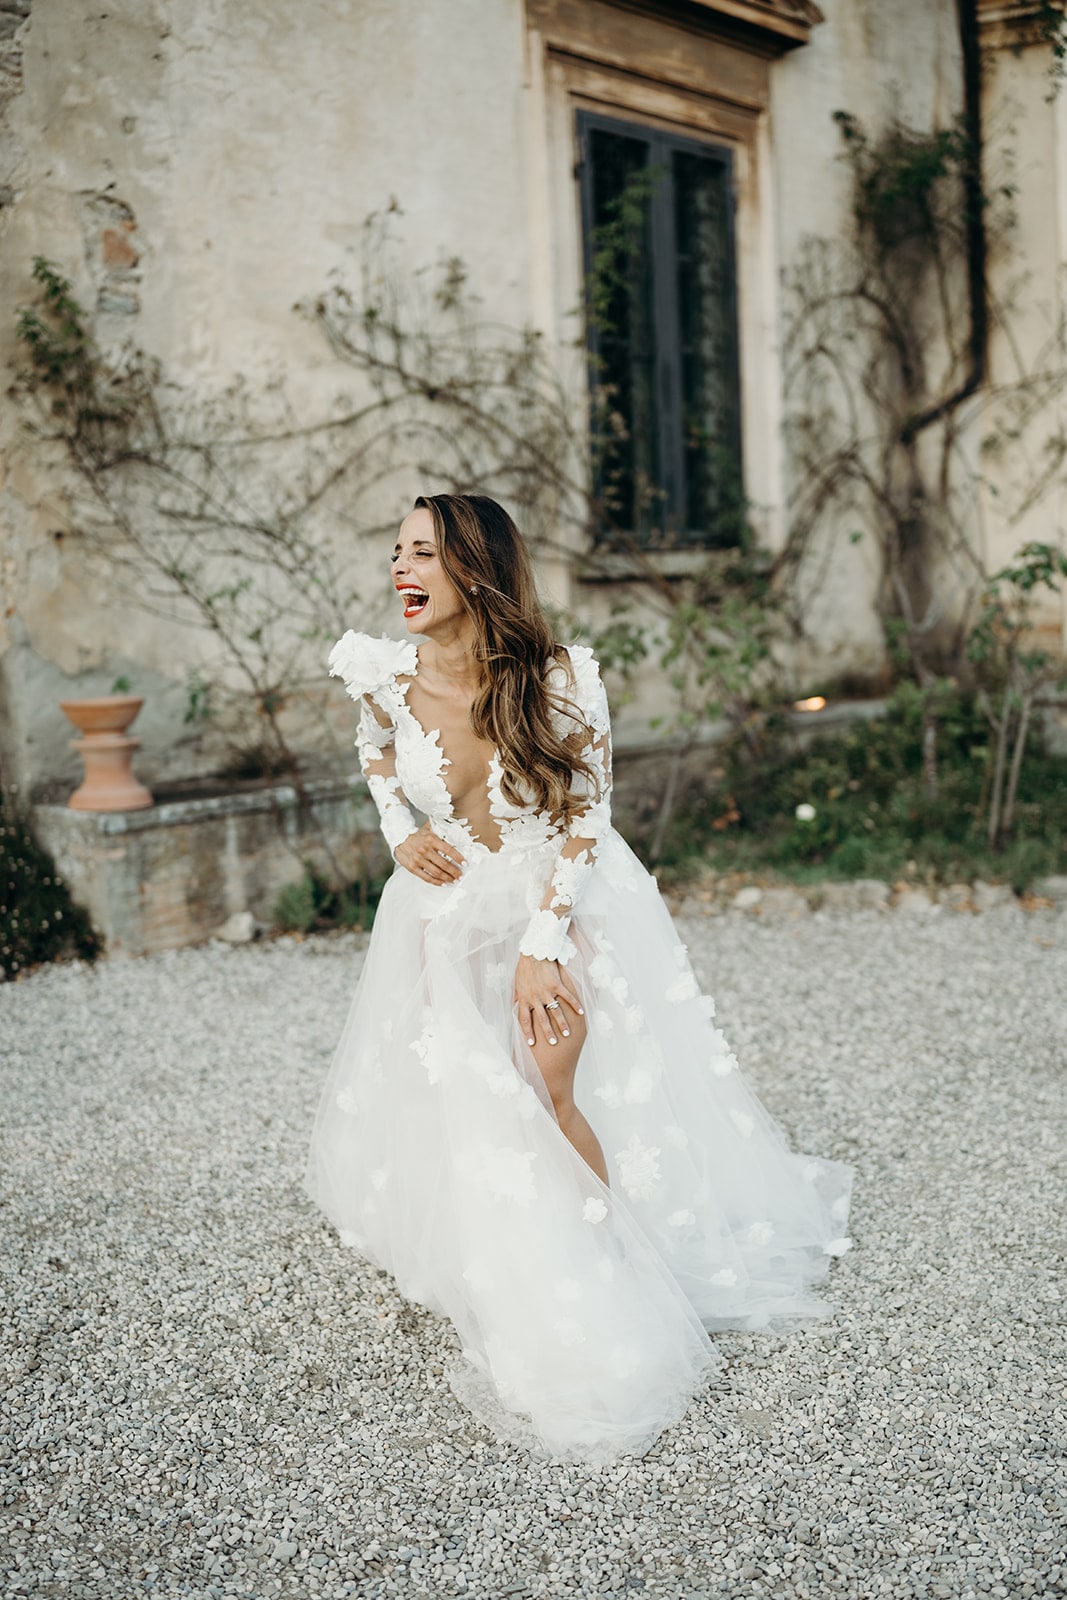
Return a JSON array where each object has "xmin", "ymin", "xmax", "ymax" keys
[{"xmin": 414, "ymin": 493, "xmax": 599, "ymax": 820}]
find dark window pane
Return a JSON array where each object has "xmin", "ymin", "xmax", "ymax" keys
[
  {"xmin": 579, "ymin": 113, "xmax": 744, "ymax": 550},
  {"xmin": 674, "ymin": 149, "xmax": 743, "ymax": 547},
  {"xmin": 586, "ymin": 128, "xmax": 660, "ymax": 540}
]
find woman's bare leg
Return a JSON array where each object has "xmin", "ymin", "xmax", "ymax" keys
[{"xmin": 529, "ymin": 1013, "xmax": 609, "ymax": 1186}]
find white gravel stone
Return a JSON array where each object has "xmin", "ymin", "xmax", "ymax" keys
[
  {"xmin": 817, "ymin": 882, "xmax": 865, "ymax": 913},
  {"xmin": 972, "ymin": 880, "xmax": 1017, "ymax": 912},
  {"xmin": 758, "ymin": 888, "xmax": 811, "ymax": 919},
  {"xmin": 2, "ymin": 913, "xmax": 1064, "ymax": 1599},
  {"xmin": 732, "ymin": 886, "xmax": 763, "ymax": 912},
  {"xmin": 852, "ymin": 879, "xmax": 892, "ymax": 910},
  {"xmin": 215, "ymin": 910, "xmax": 256, "ymax": 943},
  {"xmin": 893, "ymin": 888, "xmax": 939, "ymax": 915}
]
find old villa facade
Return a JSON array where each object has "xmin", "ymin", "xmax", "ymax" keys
[{"xmin": 1, "ymin": 0, "xmax": 1065, "ymax": 816}]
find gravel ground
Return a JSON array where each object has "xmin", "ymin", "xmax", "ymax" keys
[{"xmin": 2, "ymin": 906, "xmax": 1065, "ymax": 1600}]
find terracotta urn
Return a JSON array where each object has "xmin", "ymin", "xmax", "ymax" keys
[{"xmin": 58, "ymin": 695, "xmax": 154, "ymax": 812}]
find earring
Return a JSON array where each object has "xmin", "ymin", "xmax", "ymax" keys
[{"xmin": 469, "ymin": 585, "xmax": 478, "ymax": 594}]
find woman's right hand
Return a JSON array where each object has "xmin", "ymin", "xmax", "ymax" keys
[{"xmin": 394, "ymin": 823, "xmax": 465, "ymax": 885}]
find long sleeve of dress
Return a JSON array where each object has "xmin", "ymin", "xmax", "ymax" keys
[
  {"xmin": 328, "ymin": 630, "xmax": 420, "ymax": 858},
  {"xmin": 356, "ymin": 696, "xmax": 419, "ymax": 857},
  {"xmin": 517, "ymin": 649, "xmax": 613, "ymax": 966}
]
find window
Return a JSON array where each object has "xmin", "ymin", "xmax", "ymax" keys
[{"xmin": 577, "ymin": 112, "xmax": 744, "ymax": 550}]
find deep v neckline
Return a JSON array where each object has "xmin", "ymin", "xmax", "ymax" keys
[{"xmin": 395, "ymin": 646, "xmax": 503, "ymax": 852}]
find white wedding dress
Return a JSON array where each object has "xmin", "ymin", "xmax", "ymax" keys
[{"xmin": 304, "ymin": 632, "xmax": 853, "ymax": 1463}]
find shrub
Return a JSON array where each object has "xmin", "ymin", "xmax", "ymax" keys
[
  {"xmin": 653, "ymin": 685, "xmax": 1067, "ymax": 889},
  {"xmin": 1, "ymin": 789, "xmax": 103, "ymax": 979},
  {"xmin": 272, "ymin": 863, "xmax": 386, "ymax": 935}
]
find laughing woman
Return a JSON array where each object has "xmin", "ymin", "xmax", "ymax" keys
[{"xmin": 303, "ymin": 492, "xmax": 853, "ymax": 1463}]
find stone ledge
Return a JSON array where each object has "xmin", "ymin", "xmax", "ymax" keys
[{"xmin": 33, "ymin": 774, "xmax": 387, "ymax": 958}]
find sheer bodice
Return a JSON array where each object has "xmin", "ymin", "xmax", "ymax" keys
[{"xmin": 328, "ymin": 631, "xmax": 614, "ymax": 963}]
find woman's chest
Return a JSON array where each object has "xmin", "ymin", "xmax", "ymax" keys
[{"xmin": 398, "ymin": 686, "xmax": 497, "ymax": 812}]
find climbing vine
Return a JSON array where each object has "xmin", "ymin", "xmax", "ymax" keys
[{"xmin": 780, "ymin": 97, "xmax": 1067, "ymax": 826}]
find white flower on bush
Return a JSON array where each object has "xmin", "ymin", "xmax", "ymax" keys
[{"xmin": 795, "ymin": 802, "xmax": 817, "ymax": 822}]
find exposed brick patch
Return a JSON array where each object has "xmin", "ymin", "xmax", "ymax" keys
[
  {"xmin": 79, "ymin": 192, "xmax": 141, "ymax": 316},
  {"xmin": 101, "ymin": 226, "xmax": 138, "ymax": 269}
]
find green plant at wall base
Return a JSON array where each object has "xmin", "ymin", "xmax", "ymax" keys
[
  {"xmin": 1, "ymin": 789, "xmax": 102, "ymax": 979},
  {"xmin": 967, "ymin": 541, "xmax": 1067, "ymax": 848},
  {"xmin": 784, "ymin": 100, "xmax": 1067, "ymax": 812},
  {"xmin": 652, "ymin": 684, "xmax": 1067, "ymax": 891},
  {"xmin": 587, "ymin": 546, "xmax": 781, "ymax": 861},
  {"xmin": 272, "ymin": 863, "xmax": 387, "ymax": 935}
]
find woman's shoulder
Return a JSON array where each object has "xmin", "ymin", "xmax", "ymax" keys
[
  {"xmin": 546, "ymin": 643, "xmax": 610, "ymax": 735},
  {"xmin": 328, "ymin": 630, "xmax": 418, "ymax": 702}
]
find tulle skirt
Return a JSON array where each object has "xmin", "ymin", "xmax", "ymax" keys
[{"xmin": 303, "ymin": 828, "xmax": 853, "ymax": 1463}]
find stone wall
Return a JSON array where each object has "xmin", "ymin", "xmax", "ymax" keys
[{"xmin": 33, "ymin": 776, "xmax": 387, "ymax": 956}]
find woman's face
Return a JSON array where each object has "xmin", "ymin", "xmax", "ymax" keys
[{"xmin": 391, "ymin": 506, "xmax": 467, "ymax": 638}]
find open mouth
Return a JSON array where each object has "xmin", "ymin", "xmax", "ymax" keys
[{"xmin": 396, "ymin": 586, "xmax": 429, "ymax": 619}]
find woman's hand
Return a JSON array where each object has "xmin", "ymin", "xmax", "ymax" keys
[
  {"xmin": 394, "ymin": 823, "xmax": 465, "ymax": 885},
  {"xmin": 514, "ymin": 954, "xmax": 584, "ymax": 1048}
]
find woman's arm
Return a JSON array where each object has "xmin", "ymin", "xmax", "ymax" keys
[
  {"xmin": 517, "ymin": 650, "xmax": 613, "ymax": 966},
  {"xmin": 356, "ymin": 695, "xmax": 421, "ymax": 856},
  {"xmin": 357, "ymin": 696, "xmax": 465, "ymax": 881}
]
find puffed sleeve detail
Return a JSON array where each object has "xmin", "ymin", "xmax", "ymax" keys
[{"xmin": 328, "ymin": 630, "xmax": 418, "ymax": 703}]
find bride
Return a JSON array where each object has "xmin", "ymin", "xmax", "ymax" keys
[{"xmin": 304, "ymin": 492, "xmax": 853, "ymax": 1463}]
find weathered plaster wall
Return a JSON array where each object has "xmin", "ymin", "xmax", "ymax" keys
[
  {"xmin": 977, "ymin": 28, "xmax": 1067, "ymax": 648},
  {"xmin": 0, "ymin": 0, "xmax": 534, "ymax": 794},
  {"xmin": 770, "ymin": 3, "xmax": 1067, "ymax": 684},
  {"xmin": 769, "ymin": 0, "xmax": 967, "ymax": 689},
  {"xmin": 0, "ymin": 0, "xmax": 1063, "ymax": 800}
]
